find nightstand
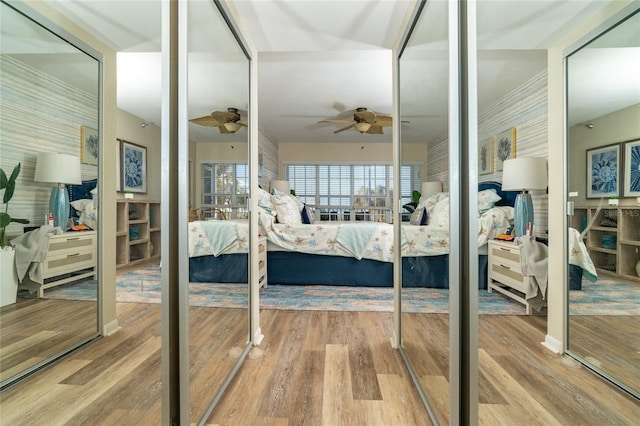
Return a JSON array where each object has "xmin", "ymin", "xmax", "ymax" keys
[
  {"xmin": 40, "ymin": 231, "xmax": 97, "ymax": 297},
  {"xmin": 487, "ymin": 239, "xmax": 533, "ymax": 314},
  {"xmin": 258, "ymin": 235, "xmax": 267, "ymax": 288}
]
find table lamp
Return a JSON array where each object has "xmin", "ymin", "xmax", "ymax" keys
[
  {"xmin": 35, "ymin": 153, "xmax": 82, "ymax": 228},
  {"xmin": 421, "ymin": 181, "xmax": 443, "ymax": 198},
  {"xmin": 501, "ymin": 157, "xmax": 547, "ymax": 237},
  {"xmin": 270, "ymin": 180, "xmax": 290, "ymax": 194}
]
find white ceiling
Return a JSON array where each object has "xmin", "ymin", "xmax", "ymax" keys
[{"xmin": 40, "ymin": 0, "xmax": 637, "ymax": 144}]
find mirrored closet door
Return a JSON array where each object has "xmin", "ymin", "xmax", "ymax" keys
[
  {"xmin": 398, "ymin": 1, "xmax": 451, "ymax": 423},
  {"xmin": 0, "ymin": 0, "xmax": 101, "ymax": 389},
  {"xmin": 182, "ymin": 0, "xmax": 251, "ymax": 422},
  {"xmin": 566, "ymin": 9, "xmax": 640, "ymax": 398}
]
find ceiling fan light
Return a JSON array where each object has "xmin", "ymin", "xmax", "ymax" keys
[
  {"xmin": 354, "ymin": 122, "xmax": 371, "ymax": 133},
  {"xmin": 224, "ymin": 122, "xmax": 241, "ymax": 132}
]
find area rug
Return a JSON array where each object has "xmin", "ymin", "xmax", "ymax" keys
[{"xmin": 43, "ymin": 265, "xmax": 640, "ymax": 315}]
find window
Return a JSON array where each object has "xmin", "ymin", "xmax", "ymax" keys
[
  {"xmin": 201, "ymin": 162, "xmax": 248, "ymax": 219},
  {"xmin": 285, "ymin": 163, "xmax": 421, "ymax": 222}
]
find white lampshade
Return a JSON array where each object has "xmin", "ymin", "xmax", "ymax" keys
[
  {"xmin": 421, "ymin": 181, "xmax": 443, "ymax": 196},
  {"xmin": 354, "ymin": 122, "xmax": 371, "ymax": 133},
  {"xmin": 270, "ymin": 180, "xmax": 290, "ymax": 194},
  {"xmin": 34, "ymin": 152, "xmax": 82, "ymax": 185},
  {"xmin": 501, "ymin": 157, "xmax": 547, "ymax": 191}
]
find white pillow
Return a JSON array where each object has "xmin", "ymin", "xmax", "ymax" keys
[
  {"xmin": 257, "ymin": 187, "xmax": 277, "ymax": 216},
  {"xmin": 477, "ymin": 189, "xmax": 501, "ymax": 211},
  {"xmin": 70, "ymin": 199, "xmax": 93, "ymax": 212},
  {"xmin": 420, "ymin": 192, "xmax": 449, "ymax": 217},
  {"xmin": 429, "ymin": 198, "xmax": 450, "ymax": 228},
  {"xmin": 79, "ymin": 203, "xmax": 97, "ymax": 229},
  {"xmin": 271, "ymin": 191, "xmax": 302, "ymax": 224},
  {"xmin": 70, "ymin": 199, "xmax": 97, "ymax": 229}
]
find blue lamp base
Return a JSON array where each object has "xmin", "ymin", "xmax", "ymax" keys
[
  {"xmin": 49, "ymin": 183, "xmax": 70, "ymax": 229},
  {"xmin": 513, "ymin": 191, "xmax": 534, "ymax": 237}
]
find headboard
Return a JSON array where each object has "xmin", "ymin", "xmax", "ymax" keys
[
  {"xmin": 67, "ymin": 179, "xmax": 97, "ymax": 218},
  {"xmin": 478, "ymin": 181, "xmax": 518, "ymax": 207}
]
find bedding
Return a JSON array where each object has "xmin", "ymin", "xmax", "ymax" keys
[{"xmin": 189, "ymin": 181, "xmax": 515, "ymax": 287}]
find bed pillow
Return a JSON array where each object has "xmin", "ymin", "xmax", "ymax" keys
[
  {"xmin": 272, "ymin": 191, "xmax": 302, "ymax": 224},
  {"xmin": 478, "ymin": 189, "xmax": 501, "ymax": 212},
  {"xmin": 301, "ymin": 205, "xmax": 315, "ymax": 224},
  {"xmin": 257, "ymin": 187, "xmax": 277, "ymax": 216},
  {"xmin": 409, "ymin": 206, "xmax": 428, "ymax": 225},
  {"xmin": 429, "ymin": 197, "xmax": 450, "ymax": 228}
]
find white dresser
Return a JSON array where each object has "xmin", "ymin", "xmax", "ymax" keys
[
  {"xmin": 258, "ymin": 235, "xmax": 267, "ymax": 288},
  {"xmin": 487, "ymin": 239, "xmax": 532, "ymax": 314},
  {"xmin": 40, "ymin": 231, "xmax": 97, "ymax": 297}
]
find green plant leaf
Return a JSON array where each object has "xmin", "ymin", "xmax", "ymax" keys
[
  {"xmin": 0, "ymin": 212, "xmax": 10, "ymax": 228},
  {"xmin": 0, "ymin": 168, "xmax": 7, "ymax": 190}
]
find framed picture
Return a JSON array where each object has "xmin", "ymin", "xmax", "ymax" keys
[
  {"xmin": 623, "ymin": 139, "xmax": 640, "ymax": 197},
  {"xmin": 116, "ymin": 140, "xmax": 121, "ymax": 192},
  {"xmin": 478, "ymin": 137, "xmax": 493, "ymax": 175},
  {"xmin": 80, "ymin": 125, "xmax": 99, "ymax": 165},
  {"xmin": 587, "ymin": 144, "xmax": 619, "ymax": 198},
  {"xmin": 121, "ymin": 140, "xmax": 147, "ymax": 193},
  {"xmin": 494, "ymin": 127, "xmax": 516, "ymax": 171}
]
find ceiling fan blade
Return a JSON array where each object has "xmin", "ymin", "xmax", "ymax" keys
[
  {"xmin": 334, "ymin": 123, "xmax": 357, "ymax": 134},
  {"xmin": 375, "ymin": 115, "xmax": 393, "ymax": 126},
  {"xmin": 318, "ymin": 119, "xmax": 356, "ymax": 124},
  {"xmin": 190, "ymin": 116, "xmax": 223, "ymax": 127},
  {"xmin": 366, "ymin": 125, "xmax": 384, "ymax": 135}
]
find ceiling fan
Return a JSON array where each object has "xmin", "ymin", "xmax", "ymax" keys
[
  {"xmin": 189, "ymin": 107, "xmax": 247, "ymax": 134},
  {"xmin": 318, "ymin": 107, "xmax": 408, "ymax": 134}
]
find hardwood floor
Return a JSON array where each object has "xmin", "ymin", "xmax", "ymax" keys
[
  {"xmin": 1, "ymin": 305, "xmax": 638, "ymax": 425},
  {"xmin": 0, "ymin": 297, "xmax": 97, "ymax": 385}
]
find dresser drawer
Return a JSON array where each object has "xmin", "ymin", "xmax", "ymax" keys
[
  {"xmin": 258, "ymin": 236, "xmax": 267, "ymax": 288},
  {"xmin": 48, "ymin": 232, "xmax": 96, "ymax": 255},
  {"xmin": 489, "ymin": 244, "xmax": 520, "ymax": 263},
  {"xmin": 489, "ymin": 262, "xmax": 526, "ymax": 293},
  {"xmin": 42, "ymin": 247, "xmax": 96, "ymax": 278}
]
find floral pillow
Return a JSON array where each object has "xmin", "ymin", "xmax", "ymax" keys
[
  {"xmin": 477, "ymin": 189, "xmax": 502, "ymax": 213},
  {"xmin": 271, "ymin": 191, "xmax": 302, "ymax": 224},
  {"xmin": 257, "ymin": 187, "xmax": 277, "ymax": 216}
]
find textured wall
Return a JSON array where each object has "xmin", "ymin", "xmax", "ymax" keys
[
  {"xmin": 0, "ymin": 55, "xmax": 98, "ymax": 236},
  {"xmin": 427, "ymin": 70, "xmax": 549, "ymax": 235}
]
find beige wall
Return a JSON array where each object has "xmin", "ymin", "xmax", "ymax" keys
[
  {"xmin": 547, "ymin": 0, "xmax": 635, "ymax": 352},
  {"xmin": 28, "ymin": 0, "xmax": 119, "ymax": 335},
  {"xmin": 569, "ymin": 103, "xmax": 640, "ymax": 206},
  {"xmin": 116, "ymin": 109, "xmax": 162, "ymax": 202}
]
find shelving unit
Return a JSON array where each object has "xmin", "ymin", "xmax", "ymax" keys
[
  {"xmin": 116, "ymin": 200, "xmax": 161, "ymax": 269},
  {"xmin": 572, "ymin": 206, "xmax": 640, "ymax": 282}
]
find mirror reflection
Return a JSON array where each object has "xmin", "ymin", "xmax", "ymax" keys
[
  {"xmin": 184, "ymin": 1, "xmax": 251, "ymax": 421},
  {"xmin": 0, "ymin": 1, "xmax": 100, "ymax": 388},
  {"xmin": 566, "ymin": 10, "xmax": 640, "ymax": 397},
  {"xmin": 399, "ymin": 1, "xmax": 451, "ymax": 422}
]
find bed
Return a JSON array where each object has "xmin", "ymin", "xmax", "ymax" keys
[{"xmin": 189, "ymin": 181, "xmax": 520, "ymax": 288}]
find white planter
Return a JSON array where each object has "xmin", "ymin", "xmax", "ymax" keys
[{"xmin": 0, "ymin": 248, "xmax": 19, "ymax": 307}]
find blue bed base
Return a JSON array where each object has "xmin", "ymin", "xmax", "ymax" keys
[{"xmin": 189, "ymin": 252, "xmax": 489, "ymax": 289}]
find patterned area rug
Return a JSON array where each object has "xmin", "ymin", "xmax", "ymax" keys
[{"xmin": 43, "ymin": 265, "xmax": 640, "ymax": 315}]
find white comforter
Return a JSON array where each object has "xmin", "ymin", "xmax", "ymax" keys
[{"xmin": 188, "ymin": 206, "xmax": 513, "ymax": 262}]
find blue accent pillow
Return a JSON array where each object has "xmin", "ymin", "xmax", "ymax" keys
[
  {"xmin": 66, "ymin": 179, "xmax": 97, "ymax": 218},
  {"xmin": 301, "ymin": 205, "xmax": 315, "ymax": 224}
]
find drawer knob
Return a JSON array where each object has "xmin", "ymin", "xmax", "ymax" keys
[
  {"xmin": 66, "ymin": 237, "xmax": 80, "ymax": 241},
  {"xmin": 67, "ymin": 253, "xmax": 80, "ymax": 258},
  {"xmin": 499, "ymin": 264, "xmax": 511, "ymax": 270}
]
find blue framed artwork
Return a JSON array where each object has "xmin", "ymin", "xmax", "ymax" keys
[
  {"xmin": 586, "ymin": 144, "xmax": 619, "ymax": 198},
  {"xmin": 121, "ymin": 140, "xmax": 147, "ymax": 193},
  {"xmin": 623, "ymin": 139, "xmax": 640, "ymax": 197},
  {"xmin": 494, "ymin": 127, "xmax": 516, "ymax": 171}
]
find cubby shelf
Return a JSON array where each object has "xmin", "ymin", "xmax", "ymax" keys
[
  {"xmin": 116, "ymin": 200, "xmax": 161, "ymax": 269},
  {"xmin": 571, "ymin": 206, "xmax": 640, "ymax": 282}
]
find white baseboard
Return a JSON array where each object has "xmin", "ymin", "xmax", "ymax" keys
[
  {"xmin": 253, "ymin": 327, "xmax": 264, "ymax": 346},
  {"xmin": 541, "ymin": 334, "xmax": 563, "ymax": 354},
  {"xmin": 102, "ymin": 319, "xmax": 121, "ymax": 336}
]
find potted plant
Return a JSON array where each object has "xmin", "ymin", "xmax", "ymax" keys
[{"xmin": 1, "ymin": 163, "xmax": 29, "ymax": 307}]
